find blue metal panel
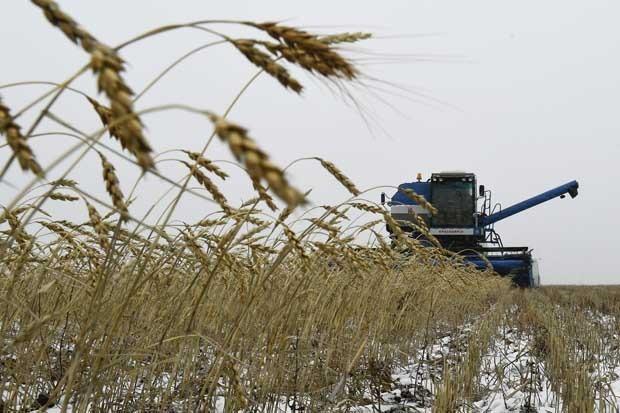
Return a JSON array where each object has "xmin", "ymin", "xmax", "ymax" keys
[
  {"xmin": 390, "ymin": 182, "xmax": 431, "ymax": 205},
  {"xmin": 466, "ymin": 256, "xmax": 535, "ymax": 287},
  {"xmin": 465, "ymin": 258, "xmax": 528, "ymax": 273},
  {"xmin": 480, "ymin": 180, "xmax": 578, "ymax": 226}
]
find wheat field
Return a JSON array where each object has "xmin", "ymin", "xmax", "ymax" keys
[{"xmin": 1, "ymin": 2, "xmax": 618, "ymax": 412}]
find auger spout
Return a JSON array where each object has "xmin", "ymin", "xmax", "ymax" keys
[{"xmin": 480, "ymin": 180, "xmax": 579, "ymax": 227}]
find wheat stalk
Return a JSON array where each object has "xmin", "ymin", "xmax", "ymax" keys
[
  {"xmin": 31, "ymin": 0, "xmax": 154, "ymax": 169},
  {"xmin": 98, "ymin": 152, "xmax": 129, "ymax": 220},
  {"xmin": 349, "ymin": 202, "xmax": 384, "ymax": 214},
  {"xmin": 251, "ymin": 177, "xmax": 277, "ymax": 211},
  {"xmin": 198, "ymin": 218, "xmax": 227, "ymax": 228},
  {"xmin": 250, "ymin": 22, "xmax": 359, "ymax": 80},
  {"xmin": 234, "ymin": 222, "xmax": 271, "ymax": 246},
  {"xmin": 87, "ymin": 96, "xmax": 124, "ymax": 147},
  {"xmin": 308, "ymin": 218, "xmax": 339, "ymax": 239},
  {"xmin": 84, "ymin": 96, "xmax": 153, "ymax": 170},
  {"xmin": 56, "ymin": 219, "xmax": 92, "ymax": 238},
  {"xmin": 182, "ymin": 161, "xmax": 232, "ymax": 215},
  {"xmin": 39, "ymin": 221, "xmax": 86, "ymax": 254},
  {"xmin": 208, "ymin": 114, "xmax": 305, "ymax": 208},
  {"xmin": 85, "ymin": 202, "xmax": 109, "ymax": 251},
  {"xmin": 233, "ymin": 40, "xmax": 303, "ymax": 93},
  {"xmin": 49, "ymin": 192, "xmax": 79, "ymax": 202},
  {"xmin": 182, "ymin": 150, "xmax": 229, "ymax": 180},
  {"xmin": 49, "ymin": 178, "xmax": 78, "ymax": 187},
  {"xmin": 232, "ymin": 208, "xmax": 267, "ymax": 226},
  {"xmin": 399, "ymin": 187, "xmax": 438, "ymax": 215},
  {"xmin": 4, "ymin": 208, "xmax": 32, "ymax": 248},
  {"xmin": 0, "ymin": 97, "xmax": 43, "ymax": 176},
  {"xmin": 320, "ymin": 205, "xmax": 350, "ymax": 221},
  {"xmin": 320, "ymin": 32, "xmax": 372, "ymax": 45},
  {"xmin": 281, "ymin": 222, "xmax": 308, "ymax": 260},
  {"xmin": 315, "ymin": 157, "xmax": 360, "ymax": 196}
]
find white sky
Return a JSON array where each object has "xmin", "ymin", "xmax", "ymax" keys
[{"xmin": 2, "ymin": 1, "xmax": 619, "ymax": 284}]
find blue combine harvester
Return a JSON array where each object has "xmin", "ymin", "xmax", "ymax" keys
[{"xmin": 381, "ymin": 172, "xmax": 579, "ymax": 287}]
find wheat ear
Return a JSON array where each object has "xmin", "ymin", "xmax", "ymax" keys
[
  {"xmin": 49, "ymin": 193, "xmax": 79, "ymax": 202},
  {"xmin": 0, "ymin": 97, "xmax": 43, "ymax": 176},
  {"xmin": 208, "ymin": 114, "xmax": 305, "ymax": 208},
  {"xmin": 49, "ymin": 178, "xmax": 78, "ymax": 188},
  {"xmin": 182, "ymin": 161, "xmax": 232, "ymax": 215},
  {"xmin": 233, "ymin": 40, "xmax": 303, "ymax": 93},
  {"xmin": 315, "ymin": 158, "xmax": 360, "ymax": 196},
  {"xmin": 399, "ymin": 188, "xmax": 438, "ymax": 215},
  {"xmin": 31, "ymin": 0, "xmax": 154, "ymax": 169},
  {"xmin": 251, "ymin": 177, "xmax": 277, "ymax": 211},
  {"xmin": 250, "ymin": 22, "xmax": 359, "ymax": 80},
  {"xmin": 320, "ymin": 32, "xmax": 372, "ymax": 45},
  {"xmin": 98, "ymin": 152, "xmax": 129, "ymax": 220},
  {"xmin": 182, "ymin": 150, "xmax": 229, "ymax": 180},
  {"xmin": 85, "ymin": 202, "xmax": 109, "ymax": 251}
]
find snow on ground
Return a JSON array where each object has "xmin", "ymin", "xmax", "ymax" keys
[
  {"xmin": 351, "ymin": 323, "xmax": 475, "ymax": 412},
  {"xmin": 350, "ymin": 312, "xmax": 620, "ymax": 413},
  {"xmin": 14, "ymin": 312, "xmax": 620, "ymax": 412},
  {"xmin": 474, "ymin": 328, "xmax": 560, "ymax": 413}
]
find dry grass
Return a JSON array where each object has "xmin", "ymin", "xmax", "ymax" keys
[{"xmin": 1, "ymin": 3, "xmax": 616, "ymax": 413}]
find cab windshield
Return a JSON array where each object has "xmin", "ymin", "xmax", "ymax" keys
[{"xmin": 431, "ymin": 181, "xmax": 474, "ymax": 227}]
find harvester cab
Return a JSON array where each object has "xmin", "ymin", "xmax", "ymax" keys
[{"xmin": 382, "ymin": 172, "xmax": 579, "ymax": 287}]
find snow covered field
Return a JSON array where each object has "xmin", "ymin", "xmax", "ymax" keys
[
  {"xmin": 350, "ymin": 302, "xmax": 620, "ymax": 413},
  {"xmin": 4, "ymin": 288, "xmax": 619, "ymax": 412}
]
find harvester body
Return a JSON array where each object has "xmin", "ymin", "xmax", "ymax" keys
[{"xmin": 383, "ymin": 172, "xmax": 579, "ymax": 287}]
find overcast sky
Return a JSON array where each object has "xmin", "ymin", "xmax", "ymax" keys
[{"xmin": 2, "ymin": 1, "xmax": 618, "ymax": 284}]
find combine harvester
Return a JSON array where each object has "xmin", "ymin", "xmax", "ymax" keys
[{"xmin": 381, "ymin": 172, "xmax": 579, "ymax": 287}]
